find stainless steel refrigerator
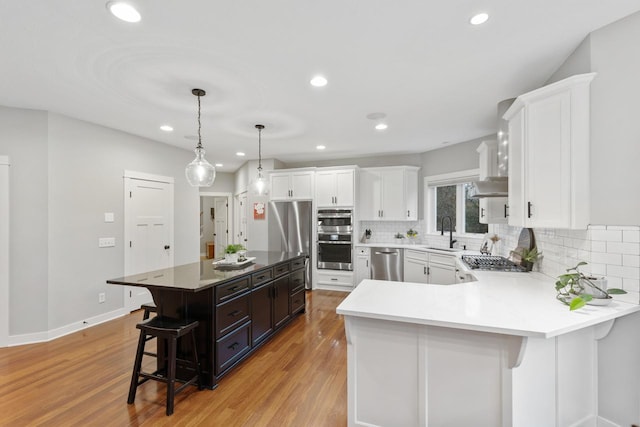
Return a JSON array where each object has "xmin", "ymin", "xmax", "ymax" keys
[{"xmin": 269, "ymin": 201, "xmax": 312, "ymax": 289}]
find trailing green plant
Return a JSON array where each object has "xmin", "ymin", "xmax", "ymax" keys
[
  {"xmin": 394, "ymin": 233, "xmax": 405, "ymax": 239},
  {"xmin": 406, "ymin": 229, "xmax": 418, "ymax": 238},
  {"xmin": 555, "ymin": 261, "xmax": 627, "ymax": 311},
  {"xmin": 224, "ymin": 244, "xmax": 246, "ymax": 254}
]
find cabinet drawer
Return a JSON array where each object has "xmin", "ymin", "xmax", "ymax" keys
[
  {"xmin": 289, "ymin": 269, "xmax": 305, "ymax": 294},
  {"xmin": 317, "ymin": 271, "xmax": 353, "ymax": 288},
  {"xmin": 290, "ymin": 289, "xmax": 305, "ymax": 315},
  {"xmin": 405, "ymin": 249, "xmax": 428, "ymax": 262},
  {"xmin": 274, "ymin": 262, "xmax": 290, "ymax": 278},
  {"xmin": 215, "ymin": 294, "xmax": 250, "ymax": 339},
  {"xmin": 290, "ymin": 257, "xmax": 306, "ymax": 271},
  {"xmin": 216, "ymin": 323, "xmax": 251, "ymax": 375},
  {"xmin": 215, "ymin": 277, "xmax": 250, "ymax": 304},
  {"xmin": 252, "ymin": 269, "xmax": 273, "ymax": 286},
  {"xmin": 429, "ymin": 253, "xmax": 455, "ymax": 267}
]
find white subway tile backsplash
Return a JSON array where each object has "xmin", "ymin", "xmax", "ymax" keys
[
  {"xmin": 607, "ymin": 265, "xmax": 640, "ymax": 280},
  {"xmin": 590, "ymin": 229, "xmax": 623, "ymax": 242},
  {"xmin": 363, "ymin": 220, "xmax": 640, "ymax": 303},
  {"xmin": 606, "ymin": 241, "xmax": 640, "ymax": 256},
  {"xmin": 591, "ymin": 252, "xmax": 622, "ymax": 266},
  {"xmin": 623, "ymin": 254, "xmax": 640, "ymax": 268},
  {"xmin": 623, "ymin": 278, "xmax": 640, "ymax": 292},
  {"xmin": 623, "ymin": 230, "xmax": 640, "ymax": 243}
]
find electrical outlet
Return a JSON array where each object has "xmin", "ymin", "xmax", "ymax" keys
[
  {"xmin": 98, "ymin": 292, "xmax": 106, "ymax": 303},
  {"xmin": 98, "ymin": 237, "xmax": 115, "ymax": 248}
]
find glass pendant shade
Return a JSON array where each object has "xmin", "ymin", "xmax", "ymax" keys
[
  {"xmin": 253, "ymin": 169, "xmax": 268, "ymax": 195},
  {"xmin": 185, "ymin": 88, "xmax": 216, "ymax": 187},
  {"xmin": 251, "ymin": 123, "xmax": 269, "ymax": 195},
  {"xmin": 185, "ymin": 146, "xmax": 216, "ymax": 187}
]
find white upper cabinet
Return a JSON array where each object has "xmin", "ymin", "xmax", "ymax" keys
[
  {"xmin": 477, "ymin": 140, "xmax": 508, "ymax": 225},
  {"xmin": 359, "ymin": 166, "xmax": 419, "ymax": 221},
  {"xmin": 504, "ymin": 73, "xmax": 595, "ymax": 229},
  {"xmin": 269, "ymin": 169, "xmax": 315, "ymax": 201},
  {"xmin": 316, "ymin": 168, "xmax": 355, "ymax": 207}
]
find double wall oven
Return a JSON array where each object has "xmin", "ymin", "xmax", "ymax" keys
[{"xmin": 317, "ymin": 209, "xmax": 353, "ymax": 271}]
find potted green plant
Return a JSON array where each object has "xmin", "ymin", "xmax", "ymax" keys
[
  {"xmin": 224, "ymin": 244, "xmax": 246, "ymax": 263},
  {"xmin": 406, "ymin": 229, "xmax": 418, "ymax": 243},
  {"xmin": 520, "ymin": 247, "xmax": 541, "ymax": 271},
  {"xmin": 394, "ymin": 233, "xmax": 405, "ymax": 244},
  {"xmin": 555, "ymin": 261, "xmax": 627, "ymax": 310}
]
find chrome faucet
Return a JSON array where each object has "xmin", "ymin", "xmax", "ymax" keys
[{"xmin": 440, "ymin": 216, "xmax": 457, "ymax": 249}]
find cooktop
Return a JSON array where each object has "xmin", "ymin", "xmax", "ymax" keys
[{"xmin": 461, "ymin": 255, "xmax": 527, "ymax": 272}]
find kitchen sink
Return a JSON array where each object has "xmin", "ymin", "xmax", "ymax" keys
[{"xmin": 421, "ymin": 246, "xmax": 463, "ymax": 253}]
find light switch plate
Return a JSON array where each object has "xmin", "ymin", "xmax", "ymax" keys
[
  {"xmin": 104, "ymin": 212, "xmax": 114, "ymax": 223},
  {"xmin": 98, "ymin": 237, "xmax": 115, "ymax": 248}
]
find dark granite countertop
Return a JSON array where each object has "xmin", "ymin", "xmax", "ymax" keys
[{"xmin": 107, "ymin": 251, "xmax": 306, "ymax": 292}]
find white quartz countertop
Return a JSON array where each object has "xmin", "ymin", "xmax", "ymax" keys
[{"xmin": 336, "ymin": 272, "xmax": 640, "ymax": 338}]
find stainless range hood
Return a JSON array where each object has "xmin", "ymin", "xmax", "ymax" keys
[
  {"xmin": 471, "ymin": 98, "xmax": 514, "ymax": 198},
  {"xmin": 470, "ymin": 176, "xmax": 508, "ymax": 198}
]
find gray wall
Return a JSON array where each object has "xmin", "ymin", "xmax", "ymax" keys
[
  {"xmin": 0, "ymin": 106, "xmax": 49, "ymax": 334},
  {"xmin": 589, "ymin": 12, "xmax": 640, "ymax": 225},
  {"xmin": 420, "ymin": 136, "xmax": 489, "ymax": 177},
  {"xmin": 284, "ymin": 153, "xmax": 422, "ymax": 169},
  {"xmin": 544, "ymin": 11, "xmax": 640, "ymax": 225},
  {"xmin": 0, "ymin": 107, "xmax": 200, "ymax": 335},
  {"xmin": 201, "ymin": 171, "xmax": 235, "ymax": 194}
]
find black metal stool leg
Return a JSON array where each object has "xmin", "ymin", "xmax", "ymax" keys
[{"xmin": 127, "ymin": 329, "xmax": 147, "ymax": 404}]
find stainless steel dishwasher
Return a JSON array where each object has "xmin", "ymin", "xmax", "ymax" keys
[{"xmin": 371, "ymin": 247, "xmax": 403, "ymax": 281}]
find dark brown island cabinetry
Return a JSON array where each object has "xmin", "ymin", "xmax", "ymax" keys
[{"xmin": 107, "ymin": 251, "xmax": 307, "ymax": 389}]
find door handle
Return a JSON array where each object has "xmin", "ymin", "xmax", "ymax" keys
[
  {"xmin": 481, "ymin": 208, "xmax": 485, "ymax": 218},
  {"xmin": 504, "ymin": 204, "xmax": 509, "ymax": 218},
  {"xmin": 407, "ymin": 210, "xmax": 410, "ymax": 217},
  {"xmin": 527, "ymin": 202, "xmax": 533, "ymax": 218}
]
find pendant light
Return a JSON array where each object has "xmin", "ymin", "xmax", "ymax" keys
[
  {"xmin": 252, "ymin": 124, "xmax": 269, "ymax": 195},
  {"xmin": 185, "ymin": 88, "xmax": 216, "ymax": 187}
]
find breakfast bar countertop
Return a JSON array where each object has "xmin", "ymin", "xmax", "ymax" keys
[
  {"xmin": 107, "ymin": 251, "xmax": 305, "ymax": 292},
  {"xmin": 337, "ymin": 272, "xmax": 640, "ymax": 338}
]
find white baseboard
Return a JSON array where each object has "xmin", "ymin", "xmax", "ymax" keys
[
  {"xmin": 597, "ymin": 416, "xmax": 621, "ymax": 427},
  {"xmin": 7, "ymin": 308, "xmax": 128, "ymax": 347}
]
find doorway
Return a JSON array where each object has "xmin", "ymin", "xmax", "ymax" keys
[
  {"xmin": 123, "ymin": 171, "xmax": 174, "ymax": 313},
  {"xmin": 200, "ymin": 192, "xmax": 232, "ymax": 259}
]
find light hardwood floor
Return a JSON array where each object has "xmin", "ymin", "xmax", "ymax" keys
[{"xmin": 0, "ymin": 290, "xmax": 348, "ymax": 426}]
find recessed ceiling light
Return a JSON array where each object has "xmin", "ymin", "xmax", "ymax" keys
[
  {"xmin": 470, "ymin": 13, "xmax": 489, "ymax": 25},
  {"xmin": 106, "ymin": 2, "xmax": 141, "ymax": 23},
  {"xmin": 215, "ymin": 163, "xmax": 223, "ymax": 167},
  {"xmin": 160, "ymin": 125, "xmax": 173, "ymax": 132},
  {"xmin": 236, "ymin": 152, "xmax": 245, "ymax": 157},
  {"xmin": 310, "ymin": 75, "xmax": 328, "ymax": 87},
  {"xmin": 375, "ymin": 123, "xmax": 388, "ymax": 131},
  {"xmin": 316, "ymin": 145, "xmax": 326, "ymax": 150}
]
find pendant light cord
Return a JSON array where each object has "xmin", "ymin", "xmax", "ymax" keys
[
  {"xmin": 196, "ymin": 94, "xmax": 203, "ymax": 150},
  {"xmin": 258, "ymin": 126, "xmax": 262, "ymax": 171}
]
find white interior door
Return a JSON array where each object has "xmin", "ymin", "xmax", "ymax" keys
[
  {"xmin": 237, "ymin": 192, "xmax": 248, "ymax": 247},
  {"xmin": 0, "ymin": 156, "xmax": 9, "ymax": 347},
  {"xmin": 214, "ymin": 198, "xmax": 228, "ymax": 258},
  {"xmin": 124, "ymin": 171, "xmax": 174, "ymax": 313}
]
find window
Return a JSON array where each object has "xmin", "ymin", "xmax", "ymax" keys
[{"xmin": 426, "ymin": 170, "xmax": 488, "ymax": 236}]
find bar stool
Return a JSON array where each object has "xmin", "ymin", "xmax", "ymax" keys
[
  {"xmin": 141, "ymin": 302, "xmax": 157, "ymax": 320},
  {"xmin": 127, "ymin": 316, "xmax": 203, "ymax": 416}
]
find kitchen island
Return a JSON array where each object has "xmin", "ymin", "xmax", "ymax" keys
[
  {"xmin": 107, "ymin": 251, "xmax": 307, "ymax": 388},
  {"xmin": 337, "ymin": 273, "xmax": 640, "ymax": 426}
]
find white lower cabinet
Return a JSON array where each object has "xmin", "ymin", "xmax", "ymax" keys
[
  {"xmin": 316, "ymin": 270, "xmax": 354, "ymax": 291},
  {"xmin": 404, "ymin": 250, "xmax": 429, "ymax": 283},
  {"xmin": 355, "ymin": 247, "xmax": 370, "ymax": 287},
  {"xmin": 404, "ymin": 250, "xmax": 456, "ymax": 285}
]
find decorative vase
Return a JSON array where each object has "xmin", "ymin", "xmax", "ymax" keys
[{"xmin": 581, "ymin": 277, "xmax": 608, "ymax": 299}]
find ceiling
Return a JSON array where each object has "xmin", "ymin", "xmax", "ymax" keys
[{"xmin": 1, "ymin": 1, "xmax": 639, "ymax": 172}]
